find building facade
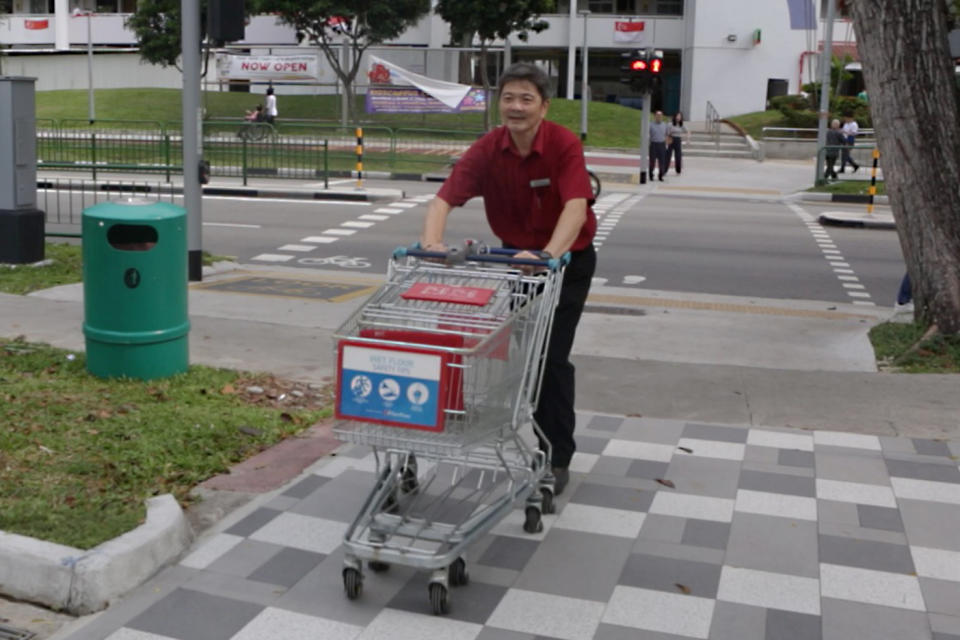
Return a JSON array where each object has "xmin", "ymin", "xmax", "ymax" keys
[{"xmin": 0, "ymin": 0, "xmax": 854, "ymax": 120}]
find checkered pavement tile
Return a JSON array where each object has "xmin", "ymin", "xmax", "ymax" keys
[{"xmin": 66, "ymin": 413, "xmax": 960, "ymax": 640}]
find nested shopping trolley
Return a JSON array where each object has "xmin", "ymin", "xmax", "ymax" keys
[{"xmin": 332, "ymin": 243, "xmax": 567, "ymax": 614}]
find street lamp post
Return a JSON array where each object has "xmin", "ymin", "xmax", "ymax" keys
[
  {"xmin": 579, "ymin": 10, "xmax": 590, "ymax": 142},
  {"xmin": 72, "ymin": 8, "xmax": 95, "ymax": 123}
]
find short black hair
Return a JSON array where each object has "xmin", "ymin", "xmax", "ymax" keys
[
  {"xmin": 266, "ymin": 87, "xmax": 274, "ymax": 95},
  {"xmin": 497, "ymin": 63, "xmax": 551, "ymax": 101}
]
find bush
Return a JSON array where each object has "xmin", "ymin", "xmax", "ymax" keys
[
  {"xmin": 780, "ymin": 107, "xmax": 820, "ymax": 129},
  {"xmin": 769, "ymin": 94, "xmax": 810, "ymax": 111}
]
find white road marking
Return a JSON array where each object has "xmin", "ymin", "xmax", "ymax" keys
[
  {"xmin": 203, "ymin": 222, "xmax": 261, "ymax": 228},
  {"xmin": 360, "ymin": 214, "xmax": 389, "ymax": 221},
  {"xmin": 623, "ymin": 275, "xmax": 647, "ymax": 285},
  {"xmin": 301, "ymin": 236, "xmax": 339, "ymax": 243},
  {"xmin": 341, "ymin": 221, "xmax": 374, "ymax": 228},
  {"xmin": 375, "ymin": 208, "xmax": 403, "ymax": 214},
  {"xmin": 323, "ymin": 229, "xmax": 357, "ymax": 236},
  {"xmin": 204, "ymin": 196, "xmax": 370, "ymax": 205},
  {"xmin": 278, "ymin": 244, "xmax": 317, "ymax": 252},
  {"xmin": 388, "ymin": 202, "xmax": 418, "ymax": 209},
  {"xmin": 592, "ymin": 277, "xmax": 609, "ymax": 286},
  {"xmin": 252, "ymin": 254, "xmax": 294, "ymax": 262}
]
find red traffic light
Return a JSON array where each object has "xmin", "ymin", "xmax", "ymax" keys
[
  {"xmin": 650, "ymin": 58, "xmax": 662, "ymax": 73},
  {"xmin": 630, "ymin": 59, "xmax": 648, "ymax": 71}
]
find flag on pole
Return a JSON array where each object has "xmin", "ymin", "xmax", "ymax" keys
[{"xmin": 613, "ymin": 21, "xmax": 645, "ymax": 43}]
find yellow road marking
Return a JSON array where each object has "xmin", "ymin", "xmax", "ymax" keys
[{"xmin": 587, "ymin": 293, "xmax": 875, "ymax": 320}]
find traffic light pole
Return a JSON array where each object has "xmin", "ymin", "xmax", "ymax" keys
[
  {"xmin": 181, "ymin": 0, "xmax": 203, "ymax": 281},
  {"xmin": 639, "ymin": 90, "xmax": 651, "ymax": 184}
]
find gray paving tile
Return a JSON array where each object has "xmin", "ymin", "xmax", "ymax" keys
[
  {"xmin": 819, "ymin": 534, "xmax": 915, "ymax": 574},
  {"xmin": 817, "ymin": 521, "xmax": 908, "ymax": 546},
  {"xmin": 569, "ymin": 481, "xmax": 653, "ymax": 512},
  {"xmin": 779, "ymin": 449, "xmax": 815, "ymax": 468},
  {"xmin": 478, "ymin": 535, "xmax": 540, "ymax": 571},
  {"xmin": 631, "ymin": 538, "xmax": 726, "ymax": 565},
  {"xmin": 639, "ymin": 514, "xmax": 687, "ymax": 544},
  {"xmin": 337, "ymin": 444, "xmax": 371, "ymax": 458},
  {"xmin": 930, "ymin": 613, "xmax": 960, "ymax": 636},
  {"xmin": 816, "ymin": 499, "xmax": 860, "ymax": 526},
  {"xmin": 766, "ymin": 609, "xmax": 822, "ymax": 640},
  {"xmin": 742, "ymin": 461, "xmax": 815, "ymax": 479},
  {"xmin": 618, "ymin": 552, "xmax": 722, "ymax": 598},
  {"xmin": 663, "ymin": 455, "xmax": 741, "ymax": 498},
  {"xmin": 625, "ymin": 458, "xmax": 670, "ymax": 481},
  {"xmin": 224, "ymin": 507, "xmax": 283, "ymax": 537},
  {"xmin": 289, "ymin": 469, "xmax": 377, "ymax": 523},
  {"xmin": 475, "ymin": 628, "xmax": 535, "ymax": 640},
  {"xmin": 681, "ymin": 519, "xmax": 731, "ymax": 550},
  {"xmin": 921, "ymin": 577, "xmax": 960, "ymax": 617},
  {"xmin": 515, "ymin": 529, "xmax": 632, "ymax": 601},
  {"xmin": 591, "ymin": 455, "xmax": 634, "ymax": 477},
  {"xmin": 576, "ymin": 434, "xmax": 610, "ymax": 454},
  {"xmin": 913, "ymin": 438, "xmax": 953, "ymax": 457},
  {"xmin": 933, "ymin": 634, "xmax": 960, "ymax": 640},
  {"xmin": 586, "ymin": 415, "xmax": 624, "ymax": 432},
  {"xmin": 821, "ymin": 598, "xmax": 932, "ymax": 640},
  {"xmin": 682, "ymin": 423, "xmax": 749, "ymax": 443},
  {"xmin": 739, "ymin": 469, "xmax": 815, "ymax": 497},
  {"xmin": 857, "ymin": 504, "xmax": 905, "ymax": 532},
  {"xmin": 593, "ymin": 625, "xmax": 698, "ymax": 640},
  {"xmin": 206, "ymin": 539, "xmax": 286, "ymax": 577},
  {"xmin": 183, "ymin": 571, "xmax": 285, "ymax": 606},
  {"xmin": 885, "ymin": 458, "xmax": 960, "ymax": 483},
  {"xmin": 387, "ymin": 573, "xmax": 507, "ymax": 623},
  {"xmin": 282, "ymin": 473, "xmax": 330, "ymax": 499},
  {"xmin": 744, "ymin": 445, "xmax": 780, "ymax": 465},
  {"xmin": 127, "ymin": 588, "xmax": 263, "ymax": 640},
  {"xmin": 247, "ymin": 547, "xmax": 325, "ymax": 588},
  {"xmin": 899, "ymin": 500, "xmax": 960, "ymax": 551},
  {"xmin": 815, "ymin": 452, "xmax": 890, "ymax": 485},
  {"xmin": 262, "ymin": 495, "xmax": 300, "ymax": 511},
  {"xmin": 615, "ymin": 417, "xmax": 685, "ymax": 444},
  {"xmin": 880, "ymin": 436, "xmax": 916, "ymax": 454},
  {"xmin": 709, "ymin": 601, "xmax": 767, "ymax": 640},
  {"xmin": 726, "ymin": 513, "xmax": 819, "ymax": 578}
]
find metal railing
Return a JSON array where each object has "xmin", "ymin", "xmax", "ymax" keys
[
  {"xmin": 705, "ymin": 100, "xmax": 721, "ymax": 149},
  {"xmin": 40, "ymin": 177, "xmax": 180, "ymax": 237},
  {"xmin": 816, "ymin": 145, "xmax": 883, "ymax": 184},
  {"xmin": 763, "ymin": 126, "xmax": 876, "ymax": 143}
]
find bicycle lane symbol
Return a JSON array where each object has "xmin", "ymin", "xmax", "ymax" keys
[{"xmin": 298, "ymin": 255, "xmax": 372, "ymax": 269}]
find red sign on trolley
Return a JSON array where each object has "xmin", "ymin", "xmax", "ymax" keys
[{"xmin": 401, "ymin": 283, "xmax": 495, "ymax": 306}]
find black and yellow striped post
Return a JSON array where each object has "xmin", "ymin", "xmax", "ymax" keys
[
  {"xmin": 866, "ymin": 148, "xmax": 880, "ymax": 215},
  {"xmin": 355, "ymin": 127, "xmax": 364, "ymax": 188}
]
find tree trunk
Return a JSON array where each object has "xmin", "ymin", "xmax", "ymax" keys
[
  {"xmin": 456, "ymin": 32, "xmax": 473, "ymax": 84},
  {"xmin": 849, "ymin": 0, "xmax": 960, "ymax": 334},
  {"xmin": 480, "ymin": 41, "xmax": 491, "ymax": 131}
]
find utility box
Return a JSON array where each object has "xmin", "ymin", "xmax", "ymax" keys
[
  {"xmin": 82, "ymin": 199, "xmax": 190, "ymax": 380},
  {"xmin": 0, "ymin": 76, "xmax": 44, "ymax": 264}
]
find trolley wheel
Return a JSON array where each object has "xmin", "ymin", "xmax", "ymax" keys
[
  {"xmin": 401, "ymin": 459, "xmax": 419, "ymax": 494},
  {"xmin": 368, "ymin": 560, "xmax": 390, "ymax": 573},
  {"xmin": 343, "ymin": 567, "xmax": 362, "ymax": 600},
  {"xmin": 429, "ymin": 582, "xmax": 450, "ymax": 615},
  {"xmin": 541, "ymin": 487, "xmax": 556, "ymax": 515},
  {"xmin": 448, "ymin": 557, "xmax": 469, "ymax": 587},
  {"xmin": 523, "ymin": 506, "xmax": 543, "ymax": 534}
]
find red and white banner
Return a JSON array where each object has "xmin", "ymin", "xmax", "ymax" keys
[
  {"xmin": 24, "ymin": 19, "xmax": 50, "ymax": 30},
  {"xmin": 217, "ymin": 54, "xmax": 322, "ymax": 80},
  {"xmin": 613, "ymin": 21, "xmax": 645, "ymax": 43}
]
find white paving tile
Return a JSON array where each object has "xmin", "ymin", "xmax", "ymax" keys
[
  {"xmin": 602, "ymin": 585, "xmax": 714, "ymax": 639},
  {"xmin": 341, "ymin": 221, "xmax": 374, "ymax": 228},
  {"xmin": 891, "ymin": 477, "xmax": 960, "ymax": 505},
  {"xmin": 251, "ymin": 253, "xmax": 294, "ymax": 262},
  {"xmin": 374, "ymin": 208, "xmax": 403, "ymax": 214},
  {"xmin": 487, "ymin": 589, "xmax": 605, "ymax": 640},
  {"xmin": 746, "ymin": 429, "xmax": 814, "ymax": 452},
  {"xmin": 911, "ymin": 546, "xmax": 960, "ymax": 582},
  {"xmin": 233, "ymin": 607, "xmax": 363, "ymax": 640},
  {"xmin": 358, "ymin": 608, "xmax": 480, "ymax": 640},
  {"xmin": 815, "ymin": 478, "xmax": 897, "ymax": 508},
  {"xmin": 104, "ymin": 630, "xmax": 179, "ymax": 640},
  {"xmin": 813, "ymin": 431, "xmax": 882, "ymax": 451},
  {"xmin": 602, "ymin": 439, "xmax": 676, "ymax": 463},
  {"xmin": 178, "ymin": 533, "xmax": 244, "ymax": 569},
  {"xmin": 717, "ymin": 566, "xmax": 820, "ymax": 615},
  {"xmin": 676, "ymin": 438, "xmax": 746, "ymax": 461},
  {"xmin": 568, "ymin": 451, "xmax": 599, "ymax": 474},
  {"xmin": 277, "ymin": 244, "xmax": 317, "ymax": 252},
  {"xmin": 648, "ymin": 492, "xmax": 735, "ymax": 523},
  {"xmin": 734, "ymin": 489, "xmax": 817, "ymax": 521},
  {"xmin": 249, "ymin": 512, "xmax": 348, "ymax": 554},
  {"xmin": 553, "ymin": 503, "xmax": 646, "ymax": 538},
  {"xmin": 820, "ymin": 563, "xmax": 926, "ymax": 611},
  {"xmin": 301, "ymin": 236, "xmax": 339, "ymax": 243},
  {"xmin": 323, "ymin": 228, "xmax": 357, "ymax": 236}
]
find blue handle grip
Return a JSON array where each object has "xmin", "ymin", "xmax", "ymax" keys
[{"xmin": 394, "ymin": 244, "xmax": 568, "ymax": 270}]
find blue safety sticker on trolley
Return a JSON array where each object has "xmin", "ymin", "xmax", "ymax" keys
[{"xmin": 338, "ymin": 344, "xmax": 443, "ymax": 428}]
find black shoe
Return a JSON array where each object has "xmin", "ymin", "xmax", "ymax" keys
[
  {"xmin": 552, "ymin": 467, "xmax": 570, "ymax": 496},
  {"xmin": 838, "ymin": 169, "xmax": 845, "ymax": 174},
  {"xmin": 658, "ymin": 176, "xmax": 664, "ymax": 182},
  {"xmin": 853, "ymin": 164, "xmax": 860, "ymax": 172}
]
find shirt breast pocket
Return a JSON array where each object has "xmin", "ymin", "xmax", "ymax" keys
[{"xmin": 531, "ymin": 186, "xmax": 562, "ymax": 231}]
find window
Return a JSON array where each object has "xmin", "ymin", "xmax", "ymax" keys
[
  {"xmin": 656, "ymin": 0, "xmax": 682, "ymax": 16},
  {"xmin": 29, "ymin": 0, "xmax": 54, "ymax": 12},
  {"xmin": 820, "ymin": 0, "xmax": 851, "ymax": 18}
]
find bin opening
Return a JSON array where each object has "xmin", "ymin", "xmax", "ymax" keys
[{"xmin": 108, "ymin": 224, "xmax": 158, "ymax": 251}]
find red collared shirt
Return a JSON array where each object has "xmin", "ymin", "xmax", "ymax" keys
[{"xmin": 437, "ymin": 120, "xmax": 597, "ymax": 251}]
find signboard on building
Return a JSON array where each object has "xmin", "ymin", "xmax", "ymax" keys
[
  {"xmin": 24, "ymin": 19, "xmax": 49, "ymax": 30},
  {"xmin": 365, "ymin": 55, "xmax": 485, "ymax": 114},
  {"xmin": 217, "ymin": 54, "xmax": 322, "ymax": 80},
  {"xmin": 613, "ymin": 21, "xmax": 645, "ymax": 43}
]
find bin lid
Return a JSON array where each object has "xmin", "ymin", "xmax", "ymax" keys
[{"xmin": 82, "ymin": 199, "xmax": 186, "ymax": 222}]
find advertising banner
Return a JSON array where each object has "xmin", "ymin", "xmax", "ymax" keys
[
  {"xmin": 217, "ymin": 54, "xmax": 321, "ymax": 80},
  {"xmin": 613, "ymin": 21, "xmax": 645, "ymax": 43},
  {"xmin": 365, "ymin": 55, "xmax": 485, "ymax": 114}
]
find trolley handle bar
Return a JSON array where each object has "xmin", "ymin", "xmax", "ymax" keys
[{"xmin": 393, "ymin": 245, "xmax": 570, "ymax": 271}]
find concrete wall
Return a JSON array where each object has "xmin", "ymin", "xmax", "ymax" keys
[{"xmin": 2, "ymin": 51, "xmax": 183, "ymax": 91}]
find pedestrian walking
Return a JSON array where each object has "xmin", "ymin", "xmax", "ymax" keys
[
  {"xmin": 421, "ymin": 62, "xmax": 597, "ymax": 496},
  {"xmin": 840, "ymin": 115, "xmax": 859, "ymax": 173},
  {"xmin": 264, "ymin": 87, "xmax": 278, "ymax": 124},
  {"xmin": 649, "ymin": 110, "xmax": 669, "ymax": 181},
  {"xmin": 665, "ymin": 112, "xmax": 689, "ymax": 175},
  {"xmin": 824, "ymin": 119, "xmax": 845, "ymax": 180}
]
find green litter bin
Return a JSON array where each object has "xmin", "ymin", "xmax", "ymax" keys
[{"xmin": 82, "ymin": 199, "xmax": 190, "ymax": 380}]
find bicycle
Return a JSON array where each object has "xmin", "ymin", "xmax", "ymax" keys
[{"xmin": 588, "ymin": 169, "xmax": 601, "ymax": 199}]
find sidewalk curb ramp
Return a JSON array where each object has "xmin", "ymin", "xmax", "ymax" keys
[
  {"xmin": 0, "ymin": 495, "xmax": 192, "ymax": 615},
  {"xmin": 818, "ymin": 211, "xmax": 897, "ymax": 229}
]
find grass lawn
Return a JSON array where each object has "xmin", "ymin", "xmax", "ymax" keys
[
  {"xmin": 808, "ymin": 180, "xmax": 887, "ymax": 196},
  {"xmin": 725, "ymin": 109, "xmax": 788, "ymax": 139},
  {"xmin": 0, "ymin": 337, "xmax": 330, "ymax": 549},
  {"xmin": 870, "ymin": 322, "xmax": 960, "ymax": 373}
]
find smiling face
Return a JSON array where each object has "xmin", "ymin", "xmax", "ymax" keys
[{"xmin": 499, "ymin": 80, "xmax": 549, "ymax": 144}]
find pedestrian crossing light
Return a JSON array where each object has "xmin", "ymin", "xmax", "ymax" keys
[
  {"xmin": 620, "ymin": 49, "xmax": 650, "ymax": 90},
  {"xmin": 650, "ymin": 50, "xmax": 663, "ymax": 74}
]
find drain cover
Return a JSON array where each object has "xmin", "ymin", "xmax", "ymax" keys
[{"xmin": 0, "ymin": 624, "xmax": 35, "ymax": 640}]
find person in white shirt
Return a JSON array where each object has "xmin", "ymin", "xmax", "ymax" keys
[
  {"xmin": 840, "ymin": 116, "xmax": 859, "ymax": 173},
  {"xmin": 264, "ymin": 87, "xmax": 278, "ymax": 124}
]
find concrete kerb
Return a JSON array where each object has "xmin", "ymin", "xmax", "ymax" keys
[
  {"xmin": 0, "ymin": 495, "xmax": 192, "ymax": 615},
  {"xmin": 797, "ymin": 190, "xmax": 890, "ymax": 205},
  {"xmin": 818, "ymin": 210, "xmax": 897, "ymax": 230}
]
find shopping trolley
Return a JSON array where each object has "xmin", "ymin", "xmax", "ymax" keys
[{"xmin": 332, "ymin": 242, "xmax": 568, "ymax": 614}]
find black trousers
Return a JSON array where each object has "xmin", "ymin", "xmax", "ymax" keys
[
  {"xmin": 665, "ymin": 138, "xmax": 683, "ymax": 174},
  {"xmin": 649, "ymin": 141, "xmax": 667, "ymax": 178},
  {"xmin": 534, "ymin": 244, "xmax": 596, "ymax": 468}
]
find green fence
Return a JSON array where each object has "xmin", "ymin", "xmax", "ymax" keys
[{"xmin": 36, "ymin": 119, "xmax": 482, "ymax": 183}]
